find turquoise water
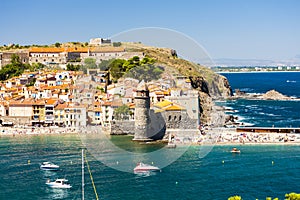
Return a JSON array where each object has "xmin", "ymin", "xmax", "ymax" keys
[
  {"xmin": 1, "ymin": 134, "xmax": 300, "ymax": 200},
  {"xmin": 1, "ymin": 72, "xmax": 300, "ymax": 199},
  {"xmin": 219, "ymin": 72, "xmax": 300, "ymax": 127}
]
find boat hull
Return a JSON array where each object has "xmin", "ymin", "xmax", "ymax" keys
[
  {"xmin": 46, "ymin": 183, "xmax": 72, "ymax": 189},
  {"xmin": 40, "ymin": 166, "xmax": 59, "ymax": 171}
]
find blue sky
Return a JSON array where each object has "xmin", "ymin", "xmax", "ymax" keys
[{"xmin": 1, "ymin": 0, "xmax": 300, "ymax": 60}]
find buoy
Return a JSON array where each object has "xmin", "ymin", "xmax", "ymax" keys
[
  {"xmin": 151, "ymin": 162, "xmax": 154, "ymax": 165},
  {"xmin": 175, "ymin": 181, "xmax": 178, "ymax": 185},
  {"xmin": 272, "ymin": 161, "xmax": 274, "ymax": 165},
  {"xmin": 222, "ymin": 160, "xmax": 225, "ymax": 164},
  {"xmin": 116, "ymin": 161, "xmax": 119, "ymax": 165},
  {"xmin": 28, "ymin": 160, "xmax": 30, "ymax": 164}
]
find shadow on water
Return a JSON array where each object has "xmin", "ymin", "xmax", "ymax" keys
[{"xmin": 109, "ymin": 135, "xmax": 166, "ymax": 153}]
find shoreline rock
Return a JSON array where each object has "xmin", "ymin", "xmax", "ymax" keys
[{"xmin": 231, "ymin": 89, "xmax": 300, "ymax": 101}]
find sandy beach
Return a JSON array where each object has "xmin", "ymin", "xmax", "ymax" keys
[
  {"xmin": 0, "ymin": 126, "xmax": 78, "ymax": 136},
  {"xmin": 1, "ymin": 126, "xmax": 300, "ymax": 146},
  {"xmin": 199, "ymin": 128, "xmax": 300, "ymax": 145}
]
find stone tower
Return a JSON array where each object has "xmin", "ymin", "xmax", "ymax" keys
[{"xmin": 133, "ymin": 81, "xmax": 152, "ymax": 141}]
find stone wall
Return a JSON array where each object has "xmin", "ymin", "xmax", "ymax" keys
[
  {"xmin": 0, "ymin": 116, "xmax": 31, "ymax": 126},
  {"xmin": 164, "ymin": 110, "xmax": 198, "ymax": 130},
  {"xmin": 110, "ymin": 120, "xmax": 134, "ymax": 135}
]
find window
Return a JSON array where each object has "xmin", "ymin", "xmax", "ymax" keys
[
  {"xmin": 179, "ymin": 115, "xmax": 182, "ymax": 121},
  {"xmin": 168, "ymin": 115, "xmax": 171, "ymax": 121}
]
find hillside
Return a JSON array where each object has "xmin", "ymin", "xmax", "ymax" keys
[
  {"xmin": 1, "ymin": 42, "xmax": 232, "ymax": 125},
  {"xmin": 121, "ymin": 42, "xmax": 233, "ymax": 124}
]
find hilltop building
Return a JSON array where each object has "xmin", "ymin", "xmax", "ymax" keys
[{"xmin": 89, "ymin": 38, "xmax": 111, "ymax": 45}]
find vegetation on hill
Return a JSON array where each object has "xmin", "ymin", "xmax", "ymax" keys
[
  {"xmin": 0, "ymin": 54, "xmax": 45, "ymax": 81},
  {"xmin": 120, "ymin": 42, "xmax": 232, "ymax": 124},
  {"xmin": 79, "ymin": 55, "xmax": 163, "ymax": 82},
  {"xmin": 108, "ymin": 56, "xmax": 162, "ymax": 82}
]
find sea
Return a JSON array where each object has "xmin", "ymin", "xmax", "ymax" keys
[
  {"xmin": 1, "ymin": 72, "xmax": 300, "ymax": 200},
  {"xmin": 218, "ymin": 71, "xmax": 300, "ymax": 127}
]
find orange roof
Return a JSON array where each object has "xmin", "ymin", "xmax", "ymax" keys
[
  {"xmin": 9, "ymin": 99, "xmax": 34, "ymax": 106},
  {"xmin": 127, "ymin": 103, "xmax": 135, "ymax": 109},
  {"xmin": 55, "ymin": 103, "xmax": 68, "ymax": 109},
  {"xmin": 102, "ymin": 101, "xmax": 112, "ymax": 106},
  {"xmin": 164, "ymin": 105, "xmax": 185, "ymax": 111},
  {"xmin": 94, "ymin": 107, "xmax": 102, "ymax": 112},
  {"xmin": 32, "ymin": 99, "xmax": 45, "ymax": 105},
  {"xmin": 29, "ymin": 46, "xmax": 125, "ymax": 53},
  {"xmin": 45, "ymin": 99, "xmax": 58, "ymax": 105},
  {"xmin": 29, "ymin": 47, "xmax": 65, "ymax": 53}
]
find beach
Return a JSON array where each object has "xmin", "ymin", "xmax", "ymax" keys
[
  {"xmin": 2, "ymin": 125, "xmax": 300, "ymax": 146},
  {"xmin": 0, "ymin": 126, "xmax": 78, "ymax": 136}
]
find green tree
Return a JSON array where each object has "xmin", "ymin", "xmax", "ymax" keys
[
  {"xmin": 98, "ymin": 60, "xmax": 112, "ymax": 71},
  {"xmin": 55, "ymin": 42, "xmax": 61, "ymax": 47},
  {"xmin": 0, "ymin": 54, "xmax": 31, "ymax": 81},
  {"xmin": 112, "ymin": 42, "xmax": 121, "ymax": 47},
  {"xmin": 84, "ymin": 58, "xmax": 97, "ymax": 68},
  {"xmin": 81, "ymin": 58, "xmax": 97, "ymax": 73},
  {"xmin": 108, "ymin": 59, "xmax": 126, "ymax": 81},
  {"xmin": 105, "ymin": 56, "xmax": 159, "ymax": 82},
  {"xmin": 114, "ymin": 105, "xmax": 130, "ymax": 120},
  {"xmin": 125, "ymin": 64, "xmax": 163, "ymax": 82},
  {"xmin": 26, "ymin": 78, "xmax": 37, "ymax": 87},
  {"xmin": 67, "ymin": 63, "xmax": 81, "ymax": 71}
]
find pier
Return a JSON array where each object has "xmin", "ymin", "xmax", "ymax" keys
[{"xmin": 236, "ymin": 127, "xmax": 300, "ymax": 134}]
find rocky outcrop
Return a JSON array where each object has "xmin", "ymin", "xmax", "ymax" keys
[
  {"xmin": 260, "ymin": 90, "xmax": 290, "ymax": 100},
  {"xmin": 233, "ymin": 89, "xmax": 299, "ymax": 101}
]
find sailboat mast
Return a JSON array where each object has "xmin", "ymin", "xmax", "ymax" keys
[{"xmin": 82, "ymin": 149, "xmax": 85, "ymax": 200}]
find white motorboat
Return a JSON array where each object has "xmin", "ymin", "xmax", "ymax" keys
[
  {"xmin": 40, "ymin": 162, "xmax": 60, "ymax": 171},
  {"xmin": 230, "ymin": 147, "xmax": 241, "ymax": 154},
  {"xmin": 46, "ymin": 178, "xmax": 72, "ymax": 189},
  {"xmin": 134, "ymin": 162, "xmax": 160, "ymax": 173}
]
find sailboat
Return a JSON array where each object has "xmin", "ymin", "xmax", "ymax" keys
[{"xmin": 81, "ymin": 149, "xmax": 99, "ymax": 200}]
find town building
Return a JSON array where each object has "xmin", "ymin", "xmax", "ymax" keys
[{"xmin": 0, "ymin": 51, "xmax": 29, "ymax": 69}]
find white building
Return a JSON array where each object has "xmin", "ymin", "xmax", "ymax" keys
[
  {"xmin": 64, "ymin": 103, "xmax": 87, "ymax": 127},
  {"xmin": 89, "ymin": 38, "xmax": 111, "ymax": 45},
  {"xmin": 165, "ymin": 89, "xmax": 200, "ymax": 121}
]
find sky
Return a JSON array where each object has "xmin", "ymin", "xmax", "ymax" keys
[{"xmin": 1, "ymin": 0, "xmax": 300, "ymax": 61}]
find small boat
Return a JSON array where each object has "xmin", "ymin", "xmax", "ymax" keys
[
  {"xmin": 167, "ymin": 143, "xmax": 176, "ymax": 148},
  {"xmin": 40, "ymin": 162, "xmax": 60, "ymax": 171},
  {"xmin": 230, "ymin": 148, "xmax": 241, "ymax": 153},
  {"xmin": 46, "ymin": 178, "xmax": 72, "ymax": 189},
  {"xmin": 134, "ymin": 162, "xmax": 160, "ymax": 173},
  {"xmin": 166, "ymin": 133, "xmax": 176, "ymax": 148}
]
